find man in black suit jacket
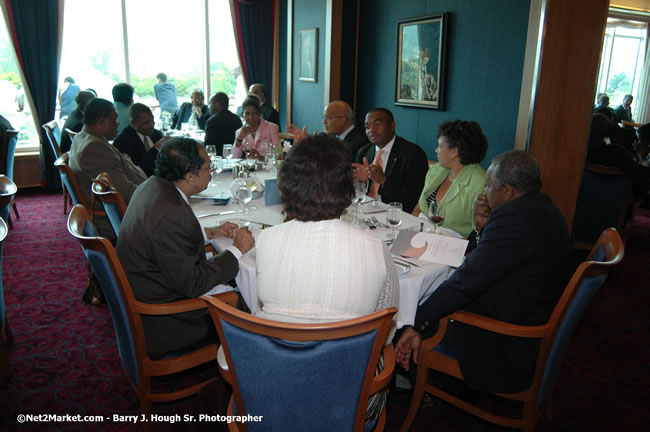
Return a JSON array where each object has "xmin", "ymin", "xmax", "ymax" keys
[
  {"xmin": 249, "ymin": 83, "xmax": 280, "ymax": 128},
  {"xmin": 172, "ymin": 89, "xmax": 210, "ymax": 130},
  {"xmin": 322, "ymin": 100, "xmax": 368, "ymax": 160},
  {"xmin": 113, "ymin": 103, "xmax": 166, "ymax": 177},
  {"xmin": 116, "ymin": 138, "xmax": 254, "ymax": 360},
  {"xmin": 396, "ymin": 150, "xmax": 572, "ymax": 393},
  {"xmin": 353, "ymin": 108, "xmax": 427, "ymax": 213},
  {"xmin": 204, "ymin": 92, "xmax": 242, "ymax": 156}
]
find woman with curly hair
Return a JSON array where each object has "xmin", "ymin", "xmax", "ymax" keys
[
  {"xmin": 254, "ymin": 134, "xmax": 399, "ymax": 422},
  {"xmin": 413, "ymin": 120, "xmax": 488, "ymax": 237}
]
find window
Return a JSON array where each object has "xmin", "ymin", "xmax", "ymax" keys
[
  {"xmin": 0, "ymin": 15, "xmax": 40, "ymax": 151},
  {"xmin": 60, "ymin": 0, "xmax": 241, "ymax": 119},
  {"xmin": 596, "ymin": 17, "xmax": 648, "ymax": 118}
]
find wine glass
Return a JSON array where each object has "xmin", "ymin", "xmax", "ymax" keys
[
  {"xmin": 386, "ymin": 202, "xmax": 403, "ymax": 241},
  {"xmin": 237, "ymin": 184, "xmax": 253, "ymax": 213},
  {"xmin": 206, "ymin": 145, "xmax": 217, "ymax": 160},
  {"xmin": 353, "ymin": 181, "xmax": 367, "ymax": 223},
  {"xmin": 428, "ymin": 200, "xmax": 445, "ymax": 233}
]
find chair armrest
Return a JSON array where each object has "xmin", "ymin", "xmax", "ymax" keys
[
  {"xmin": 369, "ymin": 344, "xmax": 396, "ymax": 394},
  {"xmin": 205, "ymin": 243, "xmax": 217, "ymax": 256},
  {"xmin": 133, "ymin": 291, "xmax": 238, "ymax": 315},
  {"xmin": 448, "ymin": 310, "xmax": 552, "ymax": 338}
]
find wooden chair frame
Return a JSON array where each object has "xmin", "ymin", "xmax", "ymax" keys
[
  {"xmin": 202, "ymin": 295, "xmax": 397, "ymax": 432},
  {"xmin": 0, "ymin": 215, "xmax": 9, "ymax": 377},
  {"xmin": 54, "ymin": 153, "xmax": 105, "ymax": 223},
  {"xmin": 67, "ymin": 204, "xmax": 238, "ymax": 421},
  {"xmin": 91, "ymin": 173, "xmax": 127, "ymax": 234},
  {"xmin": 401, "ymin": 228, "xmax": 624, "ymax": 432}
]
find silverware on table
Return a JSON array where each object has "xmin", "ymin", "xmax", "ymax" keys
[
  {"xmin": 394, "ymin": 256, "xmax": 423, "ymax": 268},
  {"xmin": 371, "ymin": 216, "xmax": 389, "ymax": 228},
  {"xmin": 362, "ymin": 208, "xmax": 387, "ymax": 214},
  {"xmin": 198, "ymin": 210, "xmax": 242, "ymax": 219}
]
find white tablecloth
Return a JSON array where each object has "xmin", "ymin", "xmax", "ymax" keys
[{"xmin": 191, "ymin": 169, "xmax": 455, "ymax": 329}]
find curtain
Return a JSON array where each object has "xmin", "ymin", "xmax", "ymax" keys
[
  {"xmin": 231, "ymin": 0, "xmax": 276, "ymax": 102},
  {"xmin": 2, "ymin": 0, "xmax": 62, "ymax": 190},
  {"xmin": 635, "ymin": 24, "xmax": 650, "ymax": 124}
]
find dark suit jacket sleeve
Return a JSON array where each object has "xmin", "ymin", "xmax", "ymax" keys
[
  {"xmin": 414, "ymin": 202, "xmax": 532, "ymax": 330},
  {"xmin": 151, "ymin": 206, "xmax": 239, "ymax": 298},
  {"xmin": 268, "ymin": 108, "xmax": 280, "ymax": 128}
]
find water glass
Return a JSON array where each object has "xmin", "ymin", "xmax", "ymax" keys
[
  {"xmin": 353, "ymin": 181, "xmax": 367, "ymax": 222},
  {"xmin": 237, "ymin": 184, "xmax": 253, "ymax": 213},
  {"xmin": 223, "ymin": 144, "xmax": 233, "ymax": 159},
  {"xmin": 206, "ymin": 145, "xmax": 217, "ymax": 160},
  {"xmin": 386, "ymin": 202, "xmax": 403, "ymax": 241}
]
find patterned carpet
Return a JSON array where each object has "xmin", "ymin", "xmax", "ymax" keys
[{"xmin": 1, "ymin": 191, "xmax": 649, "ymax": 431}]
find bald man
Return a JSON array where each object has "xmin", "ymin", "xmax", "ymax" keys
[{"xmin": 322, "ymin": 100, "xmax": 369, "ymax": 159}]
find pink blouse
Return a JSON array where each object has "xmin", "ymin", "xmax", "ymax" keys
[{"xmin": 232, "ymin": 119, "xmax": 281, "ymax": 158}]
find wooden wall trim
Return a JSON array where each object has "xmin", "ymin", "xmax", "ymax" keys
[
  {"xmin": 527, "ymin": 0, "xmax": 609, "ymax": 229},
  {"xmin": 286, "ymin": 0, "xmax": 293, "ymax": 125},
  {"xmin": 324, "ymin": 0, "xmax": 343, "ymax": 104}
]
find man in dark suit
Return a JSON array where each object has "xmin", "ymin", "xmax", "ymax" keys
[
  {"xmin": 322, "ymin": 100, "xmax": 368, "ymax": 160},
  {"xmin": 204, "ymin": 92, "xmax": 242, "ymax": 155},
  {"xmin": 116, "ymin": 138, "xmax": 255, "ymax": 360},
  {"xmin": 396, "ymin": 150, "xmax": 572, "ymax": 394},
  {"xmin": 614, "ymin": 94, "xmax": 633, "ymax": 123},
  {"xmin": 249, "ymin": 83, "xmax": 280, "ymax": 128},
  {"xmin": 172, "ymin": 89, "xmax": 210, "ymax": 130},
  {"xmin": 353, "ymin": 108, "xmax": 428, "ymax": 213},
  {"xmin": 60, "ymin": 90, "xmax": 95, "ymax": 152},
  {"xmin": 113, "ymin": 103, "xmax": 167, "ymax": 177}
]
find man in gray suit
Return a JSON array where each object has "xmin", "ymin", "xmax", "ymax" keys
[
  {"xmin": 117, "ymin": 138, "xmax": 254, "ymax": 359},
  {"xmin": 69, "ymin": 98, "xmax": 147, "ymax": 241}
]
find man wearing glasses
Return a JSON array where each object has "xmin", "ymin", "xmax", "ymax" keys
[{"xmin": 322, "ymin": 100, "xmax": 369, "ymax": 160}]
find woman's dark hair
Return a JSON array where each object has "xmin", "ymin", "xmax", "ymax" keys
[
  {"xmin": 278, "ymin": 135, "xmax": 354, "ymax": 222},
  {"xmin": 437, "ymin": 120, "xmax": 488, "ymax": 165},
  {"xmin": 241, "ymin": 96, "xmax": 261, "ymax": 114},
  {"xmin": 155, "ymin": 137, "xmax": 204, "ymax": 181}
]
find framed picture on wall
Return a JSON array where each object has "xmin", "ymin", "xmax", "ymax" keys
[
  {"xmin": 299, "ymin": 28, "xmax": 318, "ymax": 82},
  {"xmin": 395, "ymin": 13, "xmax": 448, "ymax": 110}
]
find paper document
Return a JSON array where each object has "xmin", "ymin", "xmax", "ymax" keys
[{"xmin": 391, "ymin": 231, "xmax": 468, "ymax": 267}]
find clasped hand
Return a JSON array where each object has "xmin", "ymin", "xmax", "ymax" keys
[
  {"xmin": 352, "ymin": 156, "xmax": 386, "ymax": 184},
  {"xmin": 205, "ymin": 222, "xmax": 255, "ymax": 254}
]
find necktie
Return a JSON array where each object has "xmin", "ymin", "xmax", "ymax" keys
[
  {"xmin": 368, "ymin": 149, "xmax": 384, "ymax": 198},
  {"xmin": 142, "ymin": 135, "xmax": 152, "ymax": 151}
]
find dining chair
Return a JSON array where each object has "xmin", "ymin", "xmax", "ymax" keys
[
  {"xmin": 64, "ymin": 127, "xmax": 79, "ymax": 140},
  {"xmin": 1, "ymin": 130, "xmax": 19, "ymax": 227},
  {"xmin": 67, "ymin": 204, "xmax": 238, "ymax": 424},
  {"xmin": 202, "ymin": 295, "xmax": 397, "ymax": 432},
  {"xmin": 43, "ymin": 120, "xmax": 71, "ymax": 214},
  {"xmin": 0, "ymin": 175, "xmax": 17, "ymax": 378},
  {"xmin": 54, "ymin": 153, "xmax": 105, "ymax": 223},
  {"xmin": 400, "ymin": 228, "xmax": 624, "ymax": 432},
  {"xmin": 572, "ymin": 162, "xmax": 635, "ymax": 250},
  {"xmin": 91, "ymin": 173, "xmax": 127, "ymax": 238}
]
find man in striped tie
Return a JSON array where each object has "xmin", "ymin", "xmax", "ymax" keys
[{"xmin": 352, "ymin": 108, "xmax": 428, "ymax": 213}]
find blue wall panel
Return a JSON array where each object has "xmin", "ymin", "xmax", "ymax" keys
[{"xmin": 356, "ymin": 0, "xmax": 531, "ymax": 164}]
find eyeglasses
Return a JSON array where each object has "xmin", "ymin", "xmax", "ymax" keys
[{"xmin": 322, "ymin": 115, "xmax": 344, "ymax": 121}]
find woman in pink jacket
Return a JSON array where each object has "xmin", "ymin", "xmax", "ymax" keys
[{"xmin": 233, "ymin": 96, "xmax": 280, "ymax": 160}]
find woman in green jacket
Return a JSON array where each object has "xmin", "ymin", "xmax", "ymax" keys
[{"xmin": 413, "ymin": 120, "xmax": 488, "ymax": 238}]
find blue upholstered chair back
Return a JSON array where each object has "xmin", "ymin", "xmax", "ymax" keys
[
  {"xmin": 536, "ymin": 243, "xmax": 613, "ymax": 410},
  {"xmin": 102, "ymin": 201, "xmax": 123, "ymax": 236},
  {"xmin": 4, "ymin": 133, "xmax": 17, "ymax": 180},
  {"xmin": 44, "ymin": 122, "xmax": 62, "ymax": 158},
  {"xmin": 572, "ymin": 169, "xmax": 633, "ymax": 246},
  {"xmin": 68, "ymin": 209, "xmax": 139, "ymax": 386},
  {"xmin": 60, "ymin": 170, "xmax": 81, "ymax": 206},
  {"xmin": 0, "ymin": 217, "xmax": 7, "ymax": 326},
  {"xmin": 221, "ymin": 319, "xmax": 378, "ymax": 432}
]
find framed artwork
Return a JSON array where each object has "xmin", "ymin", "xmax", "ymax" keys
[
  {"xmin": 395, "ymin": 13, "xmax": 448, "ymax": 109},
  {"xmin": 299, "ymin": 28, "xmax": 318, "ymax": 82}
]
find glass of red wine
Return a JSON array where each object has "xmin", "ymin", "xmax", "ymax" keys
[{"xmin": 429, "ymin": 200, "xmax": 445, "ymax": 233}]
